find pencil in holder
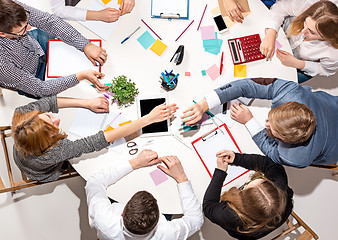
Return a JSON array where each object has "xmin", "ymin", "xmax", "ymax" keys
[{"xmin": 160, "ymin": 72, "xmax": 178, "ymax": 91}]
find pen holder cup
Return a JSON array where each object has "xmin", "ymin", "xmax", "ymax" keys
[{"xmin": 161, "ymin": 73, "xmax": 178, "ymax": 91}]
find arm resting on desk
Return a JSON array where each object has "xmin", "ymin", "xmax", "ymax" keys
[
  {"xmin": 85, "ymin": 160, "xmax": 133, "ymax": 229},
  {"xmin": 168, "ymin": 181, "xmax": 204, "ymax": 239}
]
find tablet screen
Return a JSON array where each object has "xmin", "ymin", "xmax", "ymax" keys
[{"xmin": 140, "ymin": 98, "xmax": 169, "ymax": 134}]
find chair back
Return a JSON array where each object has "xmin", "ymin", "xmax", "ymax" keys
[{"xmin": 0, "ymin": 126, "xmax": 79, "ymax": 194}]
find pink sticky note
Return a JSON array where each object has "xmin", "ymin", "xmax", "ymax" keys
[
  {"xmin": 275, "ymin": 40, "xmax": 282, "ymax": 52},
  {"xmin": 149, "ymin": 169, "xmax": 168, "ymax": 186},
  {"xmin": 185, "ymin": 72, "xmax": 191, "ymax": 76},
  {"xmin": 206, "ymin": 64, "xmax": 220, "ymax": 80},
  {"xmin": 200, "ymin": 26, "xmax": 216, "ymax": 40}
]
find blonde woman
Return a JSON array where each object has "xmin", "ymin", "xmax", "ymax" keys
[
  {"xmin": 12, "ymin": 96, "xmax": 177, "ymax": 182},
  {"xmin": 260, "ymin": 0, "xmax": 338, "ymax": 83},
  {"xmin": 203, "ymin": 150, "xmax": 293, "ymax": 239}
]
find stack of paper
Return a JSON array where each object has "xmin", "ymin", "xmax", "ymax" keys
[{"xmin": 200, "ymin": 26, "xmax": 223, "ymax": 55}]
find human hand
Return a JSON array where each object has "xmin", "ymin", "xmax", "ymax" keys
[
  {"xmin": 146, "ymin": 103, "xmax": 178, "ymax": 124},
  {"xmin": 120, "ymin": 0, "xmax": 135, "ymax": 15},
  {"xmin": 260, "ymin": 28, "xmax": 277, "ymax": 60},
  {"xmin": 230, "ymin": 103, "xmax": 253, "ymax": 124},
  {"xmin": 129, "ymin": 149, "xmax": 160, "ymax": 170},
  {"xmin": 84, "ymin": 42, "xmax": 108, "ymax": 66},
  {"xmin": 276, "ymin": 49, "xmax": 305, "ymax": 69},
  {"xmin": 86, "ymin": 97, "xmax": 109, "ymax": 113},
  {"xmin": 157, "ymin": 156, "xmax": 188, "ymax": 183},
  {"xmin": 181, "ymin": 99, "xmax": 209, "ymax": 126},
  {"xmin": 216, "ymin": 150, "xmax": 235, "ymax": 171},
  {"xmin": 76, "ymin": 70, "xmax": 107, "ymax": 91},
  {"xmin": 97, "ymin": 8, "xmax": 121, "ymax": 22},
  {"xmin": 222, "ymin": 0, "xmax": 244, "ymax": 23}
]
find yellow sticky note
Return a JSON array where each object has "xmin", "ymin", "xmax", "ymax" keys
[
  {"xmin": 104, "ymin": 126, "xmax": 114, "ymax": 132},
  {"xmin": 119, "ymin": 120, "xmax": 132, "ymax": 127},
  {"xmin": 150, "ymin": 40, "xmax": 167, "ymax": 56},
  {"xmin": 101, "ymin": 0, "xmax": 112, "ymax": 5},
  {"xmin": 234, "ymin": 64, "xmax": 247, "ymax": 77},
  {"xmin": 118, "ymin": 0, "xmax": 122, "ymax": 4}
]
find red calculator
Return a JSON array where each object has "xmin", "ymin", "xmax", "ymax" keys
[{"xmin": 228, "ymin": 34, "xmax": 265, "ymax": 65}]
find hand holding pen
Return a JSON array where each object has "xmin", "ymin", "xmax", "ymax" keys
[
  {"xmin": 181, "ymin": 99, "xmax": 209, "ymax": 126},
  {"xmin": 76, "ymin": 70, "xmax": 107, "ymax": 91}
]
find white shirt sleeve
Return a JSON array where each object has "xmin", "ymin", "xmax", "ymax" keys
[
  {"xmin": 245, "ymin": 117, "xmax": 265, "ymax": 137},
  {"xmin": 205, "ymin": 91, "xmax": 221, "ymax": 110},
  {"xmin": 85, "ymin": 160, "xmax": 133, "ymax": 228},
  {"xmin": 302, "ymin": 57, "xmax": 338, "ymax": 77},
  {"xmin": 266, "ymin": 0, "xmax": 308, "ymax": 32},
  {"xmin": 50, "ymin": 0, "xmax": 87, "ymax": 21},
  {"xmin": 166, "ymin": 181, "xmax": 204, "ymax": 239}
]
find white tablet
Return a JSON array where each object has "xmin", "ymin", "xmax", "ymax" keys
[{"xmin": 137, "ymin": 94, "xmax": 171, "ymax": 137}]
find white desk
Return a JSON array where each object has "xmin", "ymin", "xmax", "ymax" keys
[{"xmin": 0, "ymin": 0, "xmax": 296, "ymax": 214}]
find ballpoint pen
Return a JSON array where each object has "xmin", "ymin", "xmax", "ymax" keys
[
  {"xmin": 192, "ymin": 100, "xmax": 225, "ymax": 135},
  {"xmin": 121, "ymin": 26, "xmax": 141, "ymax": 44}
]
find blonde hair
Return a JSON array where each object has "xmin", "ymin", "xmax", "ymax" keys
[
  {"xmin": 268, "ymin": 102, "xmax": 316, "ymax": 144},
  {"xmin": 11, "ymin": 110, "xmax": 67, "ymax": 156},
  {"xmin": 287, "ymin": 1, "xmax": 338, "ymax": 49},
  {"xmin": 220, "ymin": 172, "xmax": 287, "ymax": 234}
]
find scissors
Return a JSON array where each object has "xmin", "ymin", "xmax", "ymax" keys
[{"xmin": 127, "ymin": 140, "xmax": 154, "ymax": 155}]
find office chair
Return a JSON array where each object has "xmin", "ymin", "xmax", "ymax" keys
[{"xmin": 0, "ymin": 126, "xmax": 79, "ymax": 194}]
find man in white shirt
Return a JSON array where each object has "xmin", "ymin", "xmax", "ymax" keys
[
  {"xmin": 50, "ymin": 0, "xmax": 135, "ymax": 22},
  {"xmin": 85, "ymin": 149, "xmax": 204, "ymax": 240}
]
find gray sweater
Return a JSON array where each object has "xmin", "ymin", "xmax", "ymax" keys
[{"xmin": 13, "ymin": 96, "xmax": 109, "ymax": 182}]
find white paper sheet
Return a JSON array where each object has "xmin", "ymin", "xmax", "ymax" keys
[
  {"xmin": 68, "ymin": 108, "xmax": 129, "ymax": 152},
  {"xmin": 78, "ymin": 0, "xmax": 120, "ymax": 40},
  {"xmin": 192, "ymin": 125, "xmax": 248, "ymax": 185},
  {"xmin": 47, "ymin": 40, "xmax": 100, "ymax": 77}
]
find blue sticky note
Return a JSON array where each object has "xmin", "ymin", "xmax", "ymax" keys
[
  {"xmin": 137, "ymin": 31, "xmax": 156, "ymax": 49},
  {"xmin": 201, "ymin": 70, "xmax": 206, "ymax": 76}
]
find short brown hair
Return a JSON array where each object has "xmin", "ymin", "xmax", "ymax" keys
[
  {"xmin": 268, "ymin": 102, "xmax": 316, "ymax": 144},
  {"xmin": 287, "ymin": 1, "xmax": 338, "ymax": 49},
  {"xmin": 220, "ymin": 172, "xmax": 287, "ymax": 233},
  {"xmin": 0, "ymin": 0, "xmax": 27, "ymax": 33},
  {"xmin": 123, "ymin": 191, "xmax": 159, "ymax": 235},
  {"xmin": 11, "ymin": 110, "xmax": 67, "ymax": 156}
]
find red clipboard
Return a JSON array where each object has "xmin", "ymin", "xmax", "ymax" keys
[
  {"xmin": 192, "ymin": 123, "xmax": 249, "ymax": 186},
  {"xmin": 46, "ymin": 39, "xmax": 102, "ymax": 78}
]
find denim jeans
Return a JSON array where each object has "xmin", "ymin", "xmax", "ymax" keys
[
  {"xmin": 27, "ymin": 29, "xmax": 56, "ymax": 81},
  {"xmin": 297, "ymin": 69, "xmax": 312, "ymax": 84}
]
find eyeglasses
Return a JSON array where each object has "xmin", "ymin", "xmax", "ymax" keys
[
  {"xmin": 238, "ymin": 175, "xmax": 265, "ymax": 190},
  {"xmin": 3, "ymin": 11, "xmax": 30, "ymax": 37}
]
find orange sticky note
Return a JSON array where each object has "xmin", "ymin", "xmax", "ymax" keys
[
  {"xmin": 119, "ymin": 120, "xmax": 132, "ymax": 126},
  {"xmin": 101, "ymin": 0, "xmax": 112, "ymax": 4},
  {"xmin": 104, "ymin": 126, "xmax": 114, "ymax": 133},
  {"xmin": 234, "ymin": 64, "xmax": 247, "ymax": 77},
  {"xmin": 118, "ymin": 0, "xmax": 122, "ymax": 4},
  {"xmin": 150, "ymin": 40, "xmax": 167, "ymax": 56}
]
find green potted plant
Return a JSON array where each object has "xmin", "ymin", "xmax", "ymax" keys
[{"xmin": 107, "ymin": 75, "xmax": 139, "ymax": 107}]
